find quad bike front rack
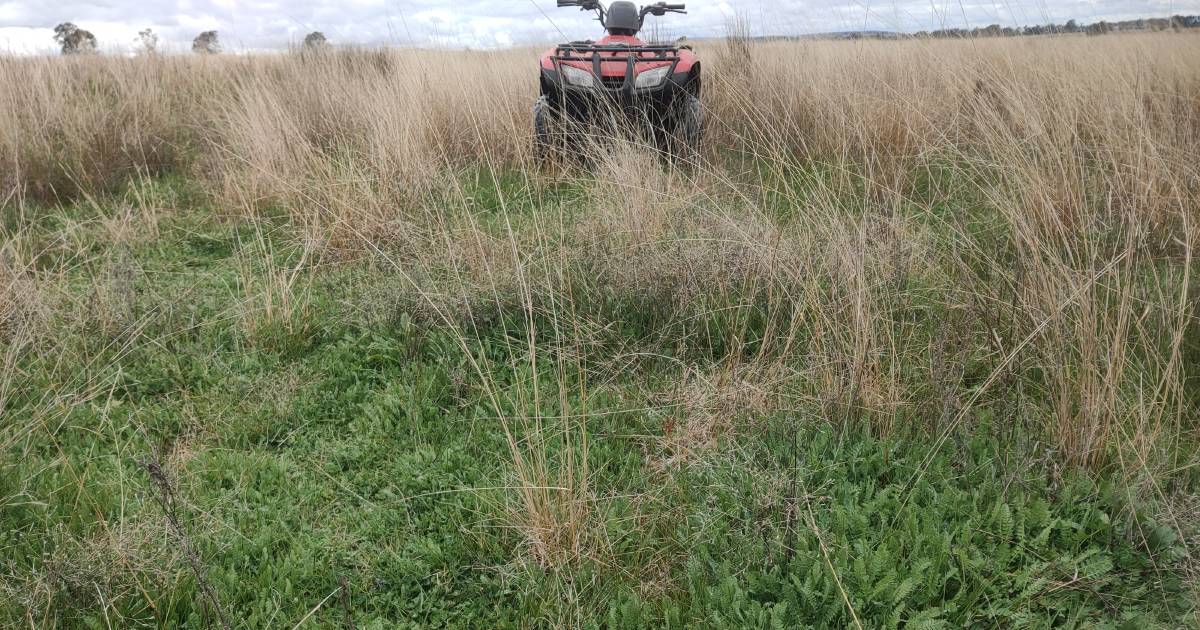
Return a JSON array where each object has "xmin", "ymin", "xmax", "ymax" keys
[{"xmin": 551, "ymin": 43, "xmax": 683, "ymax": 97}]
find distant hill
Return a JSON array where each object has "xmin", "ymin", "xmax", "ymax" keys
[{"xmin": 706, "ymin": 15, "xmax": 1200, "ymax": 41}]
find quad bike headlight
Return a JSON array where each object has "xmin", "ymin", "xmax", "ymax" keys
[
  {"xmin": 560, "ymin": 65, "xmax": 596, "ymax": 88},
  {"xmin": 634, "ymin": 66, "xmax": 671, "ymax": 89}
]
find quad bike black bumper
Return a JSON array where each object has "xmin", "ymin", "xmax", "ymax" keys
[{"xmin": 539, "ymin": 67, "xmax": 696, "ymax": 120}]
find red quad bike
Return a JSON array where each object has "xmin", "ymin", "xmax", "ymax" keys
[{"xmin": 535, "ymin": 1, "xmax": 703, "ymax": 162}]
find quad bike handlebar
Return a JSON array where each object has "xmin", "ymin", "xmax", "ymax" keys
[
  {"xmin": 644, "ymin": 2, "xmax": 687, "ymax": 17},
  {"xmin": 556, "ymin": 1, "xmax": 686, "ymax": 33}
]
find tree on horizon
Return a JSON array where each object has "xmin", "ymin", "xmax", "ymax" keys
[
  {"xmin": 192, "ymin": 30, "xmax": 221, "ymax": 54},
  {"xmin": 303, "ymin": 31, "xmax": 328, "ymax": 49},
  {"xmin": 53, "ymin": 22, "xmax": 97, "ymax": 55},
  {"xmin": 136, "ymin": 28, "xmax": 159, "ymax": 55}
]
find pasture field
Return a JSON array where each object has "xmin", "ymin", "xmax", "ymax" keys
[{"xmin": 2, "ymin": 33, "xmax": 1199, "ymax": 627}]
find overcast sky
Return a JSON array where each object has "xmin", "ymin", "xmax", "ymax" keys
[{"xmin": 1, "ymin": 0, "xmax": 1198, "ymax": 54}]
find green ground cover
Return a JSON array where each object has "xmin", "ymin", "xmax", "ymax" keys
[{"xmin": 1, "ymin": 173, "xmax": 1195, "ymax": 628}]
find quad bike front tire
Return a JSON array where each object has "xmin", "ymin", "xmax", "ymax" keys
[
  {"xmin": 667, "ymin": 93, "xmax": 704, "ymax": 164},
  {"xmin": 533, "ymin": 96, "xmax": 561, "ymax": 163}
]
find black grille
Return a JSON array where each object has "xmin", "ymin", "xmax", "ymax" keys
[{"xmin": 600, "ymin": 76, "xmax": 626, "ymax": 90}]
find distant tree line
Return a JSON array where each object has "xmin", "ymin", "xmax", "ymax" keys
[
  {"xmin": 913, "ymin": 15, "xmax": 1200, "ymax": 39},
  {"xmin": 44, "ymin": 14, "xmax": 1199, "ymax": 55},
  {"xmin": 48, "ymin": 24, "xmax": 332, "ymax": 55}
]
